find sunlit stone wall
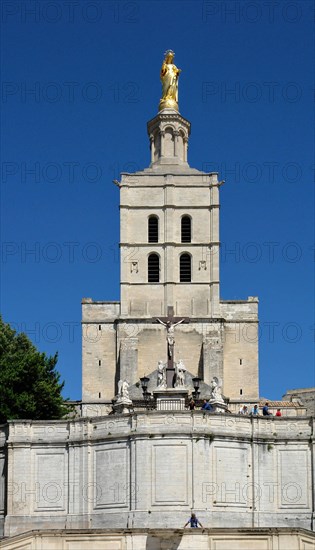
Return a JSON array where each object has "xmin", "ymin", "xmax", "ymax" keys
[{"xmin": 1, "ymin": 413, "xmax": 314, "ymax": 538}]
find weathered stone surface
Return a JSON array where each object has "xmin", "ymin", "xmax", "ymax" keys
[
  {"xmin": 0, "ymin": 527, "xmax": 314, "ymax": 549},
  {"xmin": 82, "ymin": 315, "xmax": 259, "ymax": 401},
  {"xmin": 1, "ymin": 415, "xmax": 314, "ymax": 538}
]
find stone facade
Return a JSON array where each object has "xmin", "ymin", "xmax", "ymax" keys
[
  {"xmin": 1, "ymin": 413, "xmax": 314, "ymax": 539},
  {"xmin": 82, "ymin": 108, "xmax": 259, "ymax": 406}
]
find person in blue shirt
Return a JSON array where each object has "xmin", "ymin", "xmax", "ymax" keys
[
  {"xmin": 262, "ymin": 402, "xmax": 272, "ymax": 416},
  {"xmin": 201, "ymin": 400, "xmax": 213, "ymax": 411},
  {"xmin": 184, "ymin": 512, "xmax": 203, "ymax": 528},
  {"xmin": 251, "ymin": 404, "xmax": 259, "ymax": 415}
]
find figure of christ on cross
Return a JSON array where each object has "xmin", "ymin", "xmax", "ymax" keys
[{"xmin": 155, "ymin": 306, "xmax": 190, "ymax": 387}]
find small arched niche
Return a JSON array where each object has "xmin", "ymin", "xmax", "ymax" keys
[
  {"xmin": 164, "ymin": 127, "xmax": 175, "ymax": 157},
  {"xmin": 177, "ymin": 129, "xmax": 185, "ymax": 161},
  {"xmin": 153, "ymin": 131, "xmax": 161, "ymax": 162}
]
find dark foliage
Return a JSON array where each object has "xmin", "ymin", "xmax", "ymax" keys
[{"xmin": 0, "ymin": 316, "xmax": 72, "ymax": 423}]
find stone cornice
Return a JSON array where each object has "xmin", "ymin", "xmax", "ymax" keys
[
  {"xmin": 147, "ymin": 111, "xmax": 191, "ymax": 132},
  {"xmin": 119, "ymin": 242, "xmax": 221, "ymax": 247},
  {"xmin": 4, "ymin": 412, "xmax": 314, "ymax": 445}
]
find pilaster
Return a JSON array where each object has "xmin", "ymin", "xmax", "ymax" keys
[
  {"xmin": 202, "ymin": 324, "xmax": 224, "ymax": 386},
  {"xmin": 119, "ymin": 337, "xmax": 139, "ymax": 385}
]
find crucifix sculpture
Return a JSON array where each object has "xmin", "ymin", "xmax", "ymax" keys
[{"xmin": 155, "ymin": 306, "xmax": 190, "ymax": 387}]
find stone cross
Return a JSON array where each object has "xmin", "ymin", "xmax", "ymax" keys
[{"xmin": 155, "ymin": 306, "xmax": 190, "ymax": 387}]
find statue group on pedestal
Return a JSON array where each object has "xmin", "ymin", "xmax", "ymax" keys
[{"xmin": 157, "ymin": 358, "xmax": 186, "ymax": 388}]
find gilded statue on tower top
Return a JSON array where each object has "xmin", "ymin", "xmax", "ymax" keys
[{"xmin": 159, "ymin": 50, "xmax": 181, "ymax": 112}]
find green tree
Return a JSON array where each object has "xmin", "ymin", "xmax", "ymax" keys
[{"xmin": 0, "ymin": 316, "xmax": 71, "ymax": 423}]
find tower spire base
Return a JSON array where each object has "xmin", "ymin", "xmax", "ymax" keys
[{"xmin": 147, "ymin": 110, "xmax": 190, "ymax": 167}]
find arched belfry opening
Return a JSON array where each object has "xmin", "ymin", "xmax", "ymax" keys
[
  {"xmin": 181, "ymin": 215, "xmax": 191, "ymax": 243},
  {"xmin": 180, "ymin": 253, "xmax": 191, "ymax": 282},
  {"xmin": 148, "ymin": 253, "xmax": 160, "ymax": 282},
  {"xmin": 148, "ymin": 216, "xmax": 159, "ymax": 243}
]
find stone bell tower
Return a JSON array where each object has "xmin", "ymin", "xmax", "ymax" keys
[
  {"xmin": 120, "ymin": 109, "xmax": 222, "ymax": 320},
  {"xmin": 82, "ymin": 51, "xmax": 259, "ymax": 411}
]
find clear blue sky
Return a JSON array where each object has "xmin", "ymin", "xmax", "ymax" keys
[{"xmin": 1, "ymin": 0, "xmax": 314, "ymax": 401}]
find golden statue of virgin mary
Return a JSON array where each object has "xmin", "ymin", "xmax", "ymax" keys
[{"xmin": 159, "ymin": 50, "xmax": 181, "ymax": 112}]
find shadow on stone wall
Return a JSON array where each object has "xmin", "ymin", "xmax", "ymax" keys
[{"xmin": 146, "ymin": 532, "xmax": 183, "ymax": 550}]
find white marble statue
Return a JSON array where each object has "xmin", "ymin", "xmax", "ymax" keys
[
  {"xmin": 175, "ymin": 359, "xmax": 186, "ymax": 387},
  {"xmin": 117, "ymin": 379, "xmax": 130, "ymax": 400},
  {"xmin": 122, "ymin": 380, "xmax": 130, "ymax": 399},
  {"xmin": 156, "ymin": 317, "xmax": 185, "ymax": 358},
  {"xmin": 157, "ymin": 360, "xmax": 166, "ymax": 388},
  {"xmin": 210, "ymin": 376, "xmax": 224, "ymax": 403}
]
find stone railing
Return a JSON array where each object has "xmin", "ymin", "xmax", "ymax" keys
[{"xmin": 0, "ymin": 527, "xmax": 314, "ymax": 550}]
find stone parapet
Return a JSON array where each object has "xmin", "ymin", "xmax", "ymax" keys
[
  {"xmin": 220, "ymin": 298, "xmax": 258, "ymax": 321},
  {"xmin": 5, "ymin": 412, "xmax": 313, "ymax": 444},
  {"xmin": 82, "ymin": 300, "xmax": 120, "ymax": 322},
  {"xmin": 0, "ymin": 528, "xmax": 314, "ymax": 550}
]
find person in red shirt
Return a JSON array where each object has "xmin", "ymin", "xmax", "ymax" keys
[{"xmin": 276, "ymin": 408, "xmax": 282, "ymax": 417}]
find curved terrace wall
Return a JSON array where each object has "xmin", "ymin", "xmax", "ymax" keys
[{"xmin": 1, "ymin": 412, "xmax": 314, "ymax": 538}]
